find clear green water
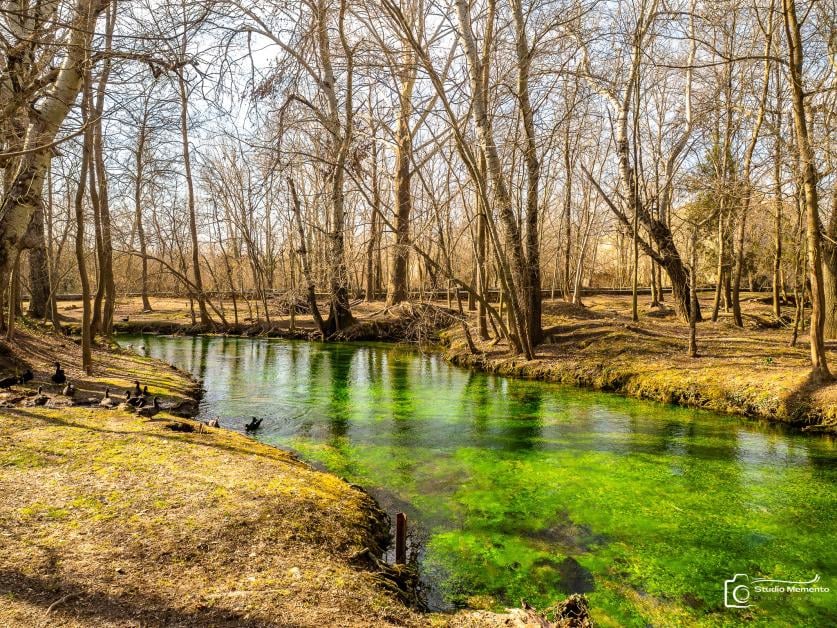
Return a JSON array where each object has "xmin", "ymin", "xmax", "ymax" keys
[{"xmin": 120, "ymin": 335, "xmax": 836, "ymax": 626}]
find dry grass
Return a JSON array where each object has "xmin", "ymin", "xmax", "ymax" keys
[{"xmin": 0, "ymin": 325, "xmax": 424, "ymax": 627}]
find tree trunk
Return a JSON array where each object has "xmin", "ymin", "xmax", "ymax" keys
[
  {"xmin": 6, "ymin": 253, "xmax": 20, "ymax": 339},
  {"xmin": 289, "ymin": 179, "xmax": 325, "ymax": 336},
  {"xmin": 454, "ymin": 0, "xmax": 532, "ymax": 358},
  {"xmin": 134, "ymin": 105, "xmax": 153, "ymax": 312},
  {"xmin": 0, "ymin": 0, "xmax": 107, "ymax": 279},
  {"xmin": 92, "ymin": 6, "xmax": 116, "ymax": 336},
  {"xmin": 732, "ymin": 1, "xmax": 773, "ymax": 327},
  {"xmin": 712, "ymin": 202, "xmax": 726, "ymax": 322},
  {"xmin": 511, "ymin": 0, "xmax": 542, "ymax": 345},
  {"xmin": 562, "ymin": 127, "xmax": 573, "ymax": 302},
  {"xmin": 45, "ymin": 164, "xmax": 61, "ymax": 330},
  {"xmin": 76, "ymin": 75, "xmax": 94, "ymax": 374},
  {"xmin": 477, "ymin": 186, "xmax": 489, "ymax": 339},
  {"xmin": 772, "ymin": 71, "xmax": 783, "ymax": 320},
  {"xmin": 823, "ymin": 144, "xmax": 837, "ymax": 337},
  {"xmin": 319, "ymin": 0, "xmax": 354, "ymax": 336},
  {"xmin": 365, "ymin": 134, "xmax": 382, "ymax": 302},
  {"xmin": 652, "ymin": 220, "xmax": 700, "ymax": 321},
  {"xmin": 26, "ymin": 207, "xmax": 50, "ymax": 319},
  {"xmin": 823, "ymin": 252, "xmax": 837, "ymax": 338},
  {"xmin": 178, "ymin": 70, "xmax": 211, "ymax": 326},
  {"xmin": 385, "ymin": 49, "xmax": 417, "ymax": 307},
  {"xmin": 783, "ymin": 0, "xmax": 830, "ymax": 379},
  {"xmin": 689, "ymin": 227, "xmax": 699, "ymax": 357}
]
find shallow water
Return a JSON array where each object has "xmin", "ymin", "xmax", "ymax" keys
[{"xmin": 119, "ymin": 335, "xmax": 836, "ymax": 626}]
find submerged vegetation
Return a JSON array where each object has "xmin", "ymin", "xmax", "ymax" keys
[{"xmin": 124, "ymin": 332, "xmax": 836, "ymax": 627}]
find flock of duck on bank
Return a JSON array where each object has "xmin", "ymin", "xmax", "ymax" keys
[
  {"xmin": 0, "ymin": 362, "xmax": 161, "ymax": 418},
  {"xmin": 1, "ymin": 361, "xmax": 264, "ymax": 432}
]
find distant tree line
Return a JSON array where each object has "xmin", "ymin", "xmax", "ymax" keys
[{"xmin": 0, "ymin": 0, "xmax": 834, "ymax": 374}]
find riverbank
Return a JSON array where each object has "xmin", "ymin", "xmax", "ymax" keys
[
  {"xmin": 0, "ymin": 326, "xmax": 426, "ymax": 626},
  {"xmin": 64, "ymin": 298, "xmax": 459, "ymax": 343},
  {"xmin": 443, "ymin": 296, "xmax": 837, "ymax": 434},
  {"xmin": 0, "ymin": 325, "xmax": 592, "ymax": 626}
]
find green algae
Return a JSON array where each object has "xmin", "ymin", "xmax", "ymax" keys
[{"xmin": 120, "ymin": 334, "xmax": 837, "ymax": 626}]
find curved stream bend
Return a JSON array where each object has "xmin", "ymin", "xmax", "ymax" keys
[{"xmin": 120, "ymin": 334, "xmax": 836, "ymax": 625}]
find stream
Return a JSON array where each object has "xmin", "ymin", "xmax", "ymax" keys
[{"xmin": 118, "ymin": 334, "xmax": 836, "ymax": 626}]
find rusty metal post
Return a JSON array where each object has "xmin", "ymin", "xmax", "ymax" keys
[{"xmin": 395, "ymin": 512, "xmax": 407, "ymax": 565}]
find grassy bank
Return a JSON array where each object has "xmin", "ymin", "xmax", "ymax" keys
[
  {"xmin": 0, "ymin": 326, "xmax": 426, "ymax": 627},
  {"xmin": 442, "ymin": 295, "xmax": 837, "ymax": 433}
]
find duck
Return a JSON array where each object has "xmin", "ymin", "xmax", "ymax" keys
[
  {"xmin": 32, "ymin": 386, "xmax": 49, "ymax": 406},
  {"xmin": 143, "ymin": 385, "xmax": 149, "ymax": 397},
  {"xmin": 62, "ymin": 383, "xmax": 75, "ymax": 398},
  {"xmin": 51, "ymin": 362, "xmax": 66, "ymax": 384},
  {"xmin": 117, "ymin": 390, "xmax": 133, "ymax": 410},
  {"xmin": 244, "ymin": 417, "xmax": 263, "ymax": 432},
  {"xmin": 18, "ymin": 369, "xmax": 33, "ymax": 384},
  {"xmin": 127, "ymin": 392, "xmax": 145, "ymax": 407},
  {"xmin": 133, "ymin": 380, "xmax": 142, "ymax": 396},
  {"xmin": 137, "ymin": 397, "xmax": 160, "ymax": 418},
  {"xmin": 99, "ymin": 387, "xmax": 116, "ymax": 408}
]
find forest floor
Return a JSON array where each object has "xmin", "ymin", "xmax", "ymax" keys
[
  {"xmin": 0, "ymin": 323, "xmax": 584, "ymax": 627},
  {"xmin": 52, "ymin": 291, "xmax": 837, "ymax": 432}
]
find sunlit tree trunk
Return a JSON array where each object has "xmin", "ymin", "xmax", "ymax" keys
[
  {"xmin": 91, "ymin": 3, "xmax": 116, "ymax": 336},
  {"xmin": 783, "ymin": 0, "xmax": 830, "ymax": 379},
  {"xmin": 26, "ymin": 208, "xmax": 50, "ymax": 318},
  {"xmin": 386, "ymin": 45, "xmax": 417, "ymax": 306},
  {"xmin": 511, "ymin": 0, "xmax": 542, "ymax": 344},
  {"xmin": 0, "ymin": 0, "xmax": 108, "ymax": 280},
  {"xmin": 76, "ymin": 73, "xmax": 94, "ymax": 374},
  {"xmin": 319, "ymin": 0, "xmax": 354, "ymax": 335},
  {"xmin": 365, "ymin": 131, "xmax": 382, "ymax": 302},
  {"xmin": 289, "ymin": 179, "xmax": 325, "ymax": 336},
  {"xmin": 177, "ymin": 69, "xmax": 210, "ymax": 326},
  {"xmin": 454, "ymin": 0, "xmax": 532, "ymax": 358},
  {"xmin": 134, "ymin": 97, "xmax": 153, "ymax": 312},
  {"xmin": 732, "ymin": 1, "xmax": 774, "ymax": 327}
]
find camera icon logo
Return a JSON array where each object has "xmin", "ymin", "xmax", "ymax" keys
[{"xmin": 724, "ymin": 574, "xmax": 751, "ymax": 608}]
